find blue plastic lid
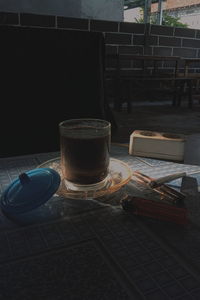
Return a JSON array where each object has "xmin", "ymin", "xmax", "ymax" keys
[{"xmin": 0, "ymin": 168, "xmax": 61, "ymax": 216}]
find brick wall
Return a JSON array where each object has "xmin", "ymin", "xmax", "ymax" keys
[
  {"xmin": 1, "ymin": 11, "xmax": 200, "ymax": 72},
  {"xmin": 166, "ymin": 0, "xmax": 200, "ymax": 10},
  {"xmin": 151, "ymin": 0, "xmax": 200, "ymax": 12}
]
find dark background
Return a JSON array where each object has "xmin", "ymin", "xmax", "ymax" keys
[{"xmin": 0, "ymin": 26, "xmax": 107, "ymax": 157}]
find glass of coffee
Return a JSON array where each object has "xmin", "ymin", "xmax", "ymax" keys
[{"xmin": 59, "ymin": 119, "xmax": 111, "ymax": 191}]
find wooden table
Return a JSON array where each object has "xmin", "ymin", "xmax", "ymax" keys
[
  {"xmin": 117, "ymin": 54, "xmax": 180, "ymax": 78},
  {"xmin": 182, "ymin": 58, "xmax": 200, "ymax": 76},
  {"xmin": 106, "ymin": 54, "xmax": 194, "ymax": 111},
  {"xmin": 180, "ymin": 58, "xmax": 200, "ymax": 101}
]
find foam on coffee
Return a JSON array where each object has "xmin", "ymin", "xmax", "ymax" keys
[{"xmin": 61, "ymin": 126, "xmax": 109, "ymax": 139}]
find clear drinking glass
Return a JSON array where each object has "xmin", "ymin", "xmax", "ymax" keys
[{"xmin": 59, "ymin": 119, "xmax": 111, "ymax": 191}]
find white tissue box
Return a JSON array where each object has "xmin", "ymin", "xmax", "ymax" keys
[{"xmin": 129, "ymin": 130, "xmax": 186, "ymax": 161}]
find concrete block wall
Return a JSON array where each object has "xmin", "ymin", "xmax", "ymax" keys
[
  {"xmin": 0, "ymin": 0, "xmax": 123, "ymax": 22},
  {"xmin": 1, "ymin": 11, "xmax": 200, "ymax": 72}
]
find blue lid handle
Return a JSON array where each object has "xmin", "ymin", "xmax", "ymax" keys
[{"xmin": 19, "ymin": 173, "xmax": 31, "ymax": 185}]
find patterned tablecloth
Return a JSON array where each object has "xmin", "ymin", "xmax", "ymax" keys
[{"xmin": 1, "ymin": 145, "xmax": 200, "ymax": 299}]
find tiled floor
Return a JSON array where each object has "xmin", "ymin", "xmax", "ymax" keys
[{"xmin": 111, "ymin": 97, "xmax": 200, "ymax": 143}]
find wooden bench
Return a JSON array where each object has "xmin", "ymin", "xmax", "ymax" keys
[{"xmin": 106, "ymin": 54, "xmax": 194, "ymax": 112}]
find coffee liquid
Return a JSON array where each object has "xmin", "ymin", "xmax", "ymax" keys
[{"xmin": 61, "ymin": 127, "xmax": 110, "ymax": 184}]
